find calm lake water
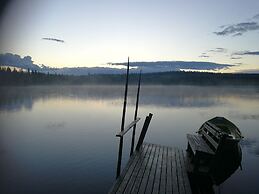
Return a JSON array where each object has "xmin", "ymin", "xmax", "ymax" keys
[{"xmin": 1, "ymin": 85, "xmax": 259, "ymax": 194}]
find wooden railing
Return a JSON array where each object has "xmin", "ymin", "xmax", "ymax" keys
[
  {"xmin": 116, "ymin": 118, "xmax": 141, "ymax": 137},
  {"xmin": 115, "ymin": 58, "xmax": 153, "ymax": 178}
]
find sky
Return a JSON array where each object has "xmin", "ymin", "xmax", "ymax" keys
[{"xmin": 0, "ymin": 0, "xmax": 259, "ymax": 73}]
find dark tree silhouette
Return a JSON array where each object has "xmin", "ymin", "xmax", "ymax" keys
[{"xmin": 0, "ymin": 67, "xmax": 258, "ymax": 86}]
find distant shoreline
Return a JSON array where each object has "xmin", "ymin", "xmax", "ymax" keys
[{"xmin": 0, "ymin": 68, "xmax": 258, "ymax": 86}]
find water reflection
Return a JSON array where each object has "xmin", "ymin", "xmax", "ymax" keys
[
  {"xmin": 189, "ymin": 146, "xmax": 242, "ymax": 193},
  {"xmin": 0, "ymin": 85, "xmax": 259, "ymax": 194},
  {"xmin": 240, "ymin": 138, "xmax": 259, "ymax": 156},
  {"xmin": 229, "ymin": 113, "xmax": 259, "ymax": 120},
  {"xmin": 46, "ymin": 122, "xmax": 66, "ymax": 129},
  {"xmin": 1, "ymin": 85, "xmax": 259, "ymax": 111}
]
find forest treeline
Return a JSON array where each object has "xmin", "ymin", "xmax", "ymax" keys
[{"xmin": 0, "ymin": 66, "xmax": 258, "ymax": 86}]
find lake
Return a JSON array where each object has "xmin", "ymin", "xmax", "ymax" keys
[{"xmin": 1, "ymin": 85, "xmax": 259, "ymax": 194}]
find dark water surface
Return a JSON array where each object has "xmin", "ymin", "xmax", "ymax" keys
[{"xmin": 1, "ymin": 85, "xmax": 259, "ymax": 194}]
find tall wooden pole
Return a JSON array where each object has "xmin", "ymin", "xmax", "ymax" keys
[
  {"xmin": 130, "ymin": 70, "xmax": 142, "ymax": 156},
  {"xmin": 116, "ymin": 57, "xmax": 130, "ymax": 178}
]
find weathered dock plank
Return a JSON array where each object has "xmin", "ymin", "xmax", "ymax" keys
[
  {"xmin": 137, "ymin": 145, "xmax": 158, "ymax": 194},
  {"xmin": 171, "ymin": 148, "xmax": 179, "ymax": 194},
  {"xmin": 145, "ymin": 145, "xmax": 161, "ymax": 194},
  {"xmin": 152, "ymin": 144, "xmax": 163, "ymax": 194},
  {"xmin": 129, "ymin": 144, "xmax": 155, "ymax": 193},
  {"xmin": 166, "ymin": 147, "xmax": 172, "ymax": 194},
  {"xmin": 159, "ymin": 146, "xmax": 167, "ymax": 194},
  {"xmin": 123, "ymin": 143, "xmax": 152, "ymax": 193},
  {"xmin": 109, "ymin": 143, "xmax": 192, "ymax": 194},
  {"xmin": 114, "ymin": 144, "xmax": 151, "ymax": 194},
  {"xmin": 179, "ymin": 149, "xmax": 192, "ymax": 194},
  {"xmin": 176, "ymin": 148, "xmax": 186, "ymax": 194},
  {"xmin": 109, "ymin": 144, "xmax": 149, "ymax": 194}
]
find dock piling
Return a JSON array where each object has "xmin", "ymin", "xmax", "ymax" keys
[
  {"xmin": 130, "ymin": 70, "xmax": 142, "ymax": 156},
  {"xmin": 116, "ymin": 57, "xmax": 130, "ymax": 178}
]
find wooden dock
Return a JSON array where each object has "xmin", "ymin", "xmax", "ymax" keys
[{"xmin": 109, "ymin": 143, "xmax": 192, "ymax": 194}]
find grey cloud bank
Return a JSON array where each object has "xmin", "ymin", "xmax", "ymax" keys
[
  {"xmin": 111, "ymin": 61, "xmax": 232, "ymax": 73},
  {"xmin": 214, "ymin": 22, "xmax": 259, "ymax": 36},
  {"xmin": 0, "ymin": 53, "xmax": 40, "ymax": 70},
  {"xmin": 233, "ymin": 51, "xmax": 259, "ymax": 56},
  {"xmin": 214, "ymin": 13, "xmax": 259, "ymax": 36},
  {"xmin": 0, "ymin": 53, "xmax": 234, "ymax": 75}
]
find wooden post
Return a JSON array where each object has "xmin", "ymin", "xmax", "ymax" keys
[
  {"xmin": 130, "ymin": 71, "xmax": 142, "ymax": 156},
  {"xmin": 136, "ymin": 113, "xmax": 153, "ymax": 151},
  {"xmin": 116, "ymin": 57, "xmax": 130, "ymax": 178}
]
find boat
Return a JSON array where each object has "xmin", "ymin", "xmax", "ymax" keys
[
  {"xmin": 188, "ymin": 116, "xmax": 243, "ymax": 187},
  {"xmin": 198, "ymin": 116, "xmax": 243, "ymax": 142}
]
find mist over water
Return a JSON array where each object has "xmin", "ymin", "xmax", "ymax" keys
[{"xmin": 1, "ymin": 85, "xmax": 259, "ymax": 194}]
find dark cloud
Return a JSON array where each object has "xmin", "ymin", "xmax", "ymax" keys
[
  {"xmin": 0, "ymin": 53, "xmax": 234, "ymax": 74},
  {"xmin": 216, "ymin": 47, "xmax": 225, "ymax": 50},
  {"xmin": 214, "ymin": 22, "xmax": 259, "ymax": 36},
  {"xmin": 232, "ymin": 32, "xmax": 243, "ymax": 37},
  {"xmin": 199, "ymin": 55, "xmax": 210, "ymax": 58},
  {"xmin": 231, "ymin": 56, "xmax": 242, "ymax": 59},
  {"xmin": 199, "ymin": 48, "xmax": 227, "ymax": 59},
  {"xmin": 242, "ymin": 51, "xmax": 259, "ymax": 55},
  {"xmin": 208, "ymin": 48, "xmax": 227, "ymax": 53},
  {"xmin": 111, "ymin": 61, "xmax": 233, "ymax": 72},
  {"xmin": 42, "ymin": 37, "xmax": 65, "ymax": 43},
  {"xmin": 233, "ymin": 51, "xmax": 259, "ymax": 56},
  {"xmin": 0, "ymin": 53, "xmax": 40, "ymax": 70}
]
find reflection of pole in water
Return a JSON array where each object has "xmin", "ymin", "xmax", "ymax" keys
[
  {"xmin": 130, "ymin": 70, "xmax": 142, "ymax": 156},
  {"xmin": 116, "ymin": 57, "xmax": 130, "ymax": 178}
]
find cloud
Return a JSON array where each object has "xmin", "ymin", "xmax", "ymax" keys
[
  {"xmin": 111, "ymin": 61, "xmax": 233, "ymax": 72},
  {"xmin": 233, "ymin": 51, "xmax": 259, "ymax": 56},
  {"xmin": 0, "ymin": 53, "xmax": 234, "ymax": 74},
  {"xmin": 42, "ymin": 37, "xmax": 65, "ymax": 43},
  {"xmin": 0, "ymin": 53, "xmax": 40, "ymax": 70},
  {"xmin": 231, "ymin": 56, "xmax": 242, "ymax": 59},
  {"xmin": 199, "ymin": 55, "xmax": 210, "ymax": 58},
  {"xmin": 214, "ymin": 22, "xmax": 259, "ymax": 36},
  {"xmin": 208, "ymin": 48, "xmax": 227, "ymax": 53},
  {"xmin": 232, "ymin": 32, "xmax": 243, "ymax": 37},
  {"xmin": 199, "ymin": 48, "xmax": 227, "ymax": 58}
]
